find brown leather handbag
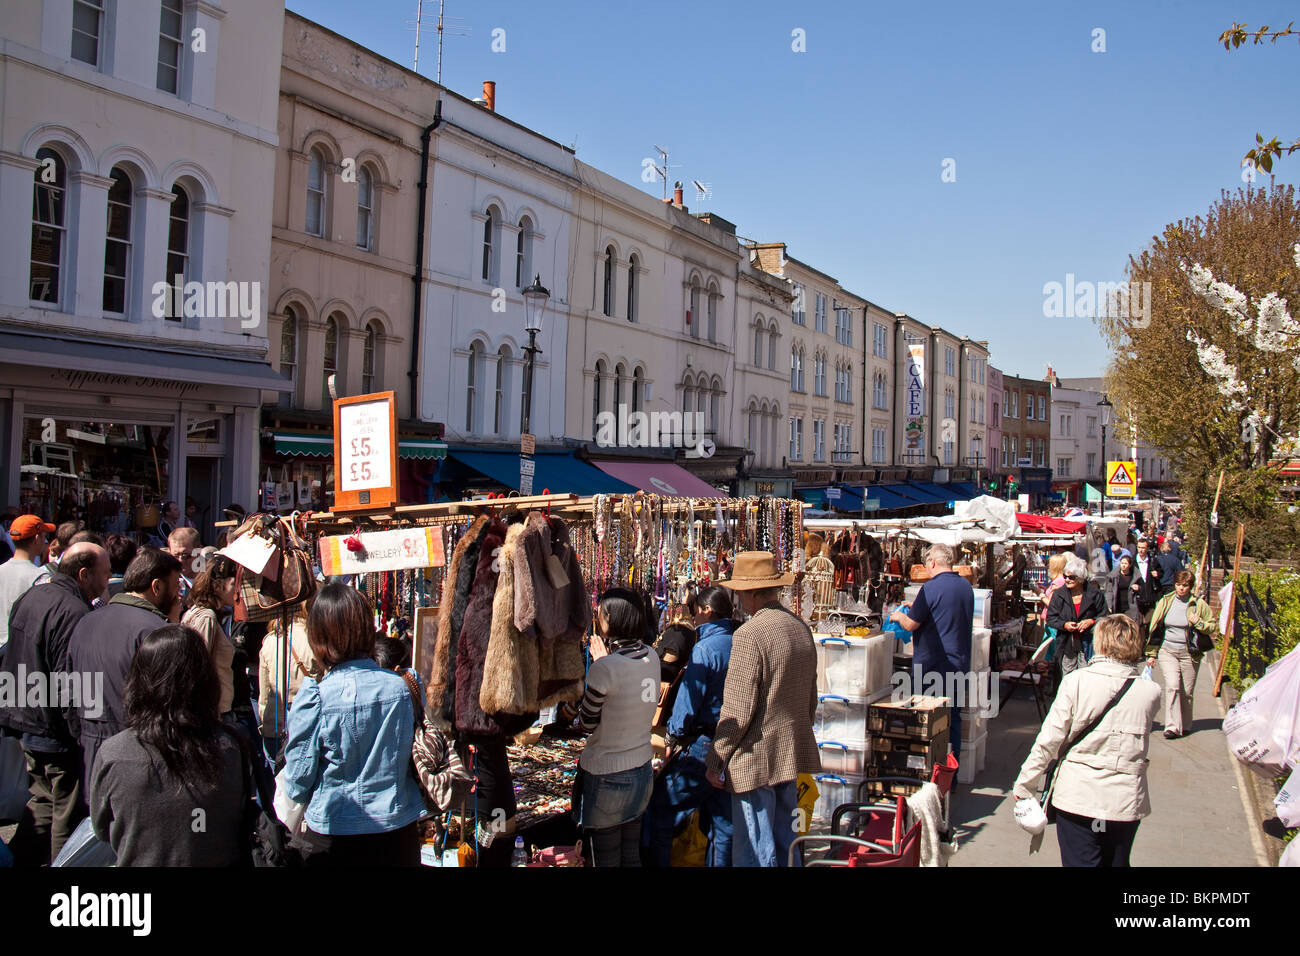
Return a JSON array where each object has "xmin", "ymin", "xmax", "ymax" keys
[{"xmin": 231, "ymin": 513, "xmax": 317, "ymax": 621}]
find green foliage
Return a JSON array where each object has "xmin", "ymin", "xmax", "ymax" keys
[
  {"xmin": 1219, "ymin": 22, "xmax": 1300, "ymax": 172},
  {"xmin": 1223, "ymin": 569, "xmax": 1300, "ymax": 693}
]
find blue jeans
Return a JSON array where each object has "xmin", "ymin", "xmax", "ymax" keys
[
  {"xmin": 644, "ymin": 766, "xmax": 733, "ymax": 867},
  {"xmin": 577, "ymin": 763, "xmax": 653, "ymax": 831},
  {"xmin": 731, "ymin": 781, "xmax": 798, "ymax": 867}
]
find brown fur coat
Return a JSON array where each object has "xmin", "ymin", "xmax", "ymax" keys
[{"xmin": 427, "ymin": 514, "xmax": 487, "ymax": 726}]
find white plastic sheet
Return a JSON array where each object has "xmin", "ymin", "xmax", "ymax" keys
[{"xmin": 1223, "ymin": 645, "xmax": 1300, "ymax": 779}]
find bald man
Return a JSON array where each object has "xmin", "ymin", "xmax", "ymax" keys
[
  {"xmin": 0, "ymin": 542, "xmax": 110, "ymax": 865},
  {"xmin": 168, "ymin": 526, "xmax": 202, "ymax": 596}
]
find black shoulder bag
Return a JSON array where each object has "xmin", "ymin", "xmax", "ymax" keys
[
  {"xmin": 1039, "ymin": 676, "xmax": 1137, "ymax": 822},
  {"xmin": 229, "ymin": 729, "xmax": 298, "ymax": 867}
]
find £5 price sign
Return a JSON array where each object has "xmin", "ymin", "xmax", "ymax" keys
[{"xmin": 333, "ymin": 391, "xmax": 398, "ymax": 511}]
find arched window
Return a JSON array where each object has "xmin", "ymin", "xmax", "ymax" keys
[
  {"xmin": 747, "ymin": 404, "xmax": 758, "ymax": 452},
  {"xmin": 602, "ymin": 246, "xmax": 615, "ymax": 317},
  {"xmin": 688, "ymin": 278, "xmax": 700, "ymax": 338},
  {"xmin": 481, "ymin": 206, "xmax": 500, "ymax": 283},
  {"xmin": 814, "ymin": 352, "xmax": 826, "ymax": 396},
  {"xmin": 632, "ymin": 367, "xmax": 643, "ymax": 413},
  {"xmin": 768, "ymin": 324, "xmax": 777, "ymax": 370},
  {"xmin": 593, "ymin": 360, "xmax": 606, "ymax": 440},
  {"xmin": 706, "ymin": 283, "xmax": 717, "ymax": 342},
  {"xmin": 697, "ymin": 379, "xmax": 707, "ymax": 420},
  {"xmin": 944, "ymin": 388, "xmax": 955, "ymax": 421},
  {"xmin": 306, "ymin": 147, "xmax": 326, "ymax": 237},
  {"xmin": 516, "ymin": 217, "xmax": 533, "ymax": 289},
  {"xmin": 791, "ymin": 346, "xmax": 799, "ymax": 392},
  {"xmin": 626, "ymin": 254, "xmax": 638, "ymax": 323},
  {"xmin": 30, "ymin": 147, "xmax": 66, "ymax": 305},
  {"xmin": 102, "ymin": 167, "xmax": 132, "ymax": 314},
  {"xmin": 164, "ymin": 183, "xmax": 190, "ymax": 321},
  {"xmin": 710, "ymin": 383, "xmax": 721, "ymax": 437},
  {"xmin": 683, "ymin": 381, "xmax": 694, "ymax": 415},
  {"xmin": 753, "ymin": 322, "xmax": 764, "ymax": 367},
  {"xmin": 279, "ymin": 307, "xmax": 299, "ymax": 409},
  {"xmin": 361, "ymin": 320, "xmax": 380, "ymax": 393},
  {"xmin": 322, "ymin": 314, "xmax": 340, "ymax": 407},
  {"xmin": 614, "ymin": 362, "xmax": 625, "ymax": 411},
  {"xmin": 467, "ymin": 341, "xmax": 484, "ymax": 432},
  {"xmin": 494, "ymin": 346, "xmax": 510, "ymax": 435},
  {"xmin": 356, "ymin": 165, "xmax": 374, "ymax": 251}
]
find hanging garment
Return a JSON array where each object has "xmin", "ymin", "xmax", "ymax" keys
[
  {"xmin": 428, "ymin": 515, "xmax": 489, "ymax": 726},
  {"xmin": 480, "ymin": 522, "xmax": 541, "ymax": 717}
]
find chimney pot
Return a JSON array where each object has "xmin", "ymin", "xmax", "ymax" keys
[
  {"xmin": 482, "ymin": 81, "xmax": 496, "ymax": 112},
  {"xmin": 674, "ymin": 184, "xmax": 684, "ymax": 206}
]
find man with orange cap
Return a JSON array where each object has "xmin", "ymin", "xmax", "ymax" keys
[{"xmin": 0, "ymin": 515, "xmax": 55, "ymax": 651}]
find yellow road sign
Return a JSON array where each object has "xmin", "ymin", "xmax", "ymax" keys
[{"xmin": 1106, "ymin": 460, "xmax": 1137, "ymax": 498}]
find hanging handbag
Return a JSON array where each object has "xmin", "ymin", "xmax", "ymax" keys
[
  {"xmin": 231, "ymin": 514, "xmax": 317, "ymax": 622},
  {"xmin": 1194, "ymin": 604, "xmax": 1217, "ymax": 654},
  {"xmin": 231, "ymin": 731, "xmax": 297, "ymax": 867},
  {"xmin": 1039, "ymin": 677, "xmax": 1137, "ymax": 822},
  {"xmin": 401, "ymin": 671, "xmax": 473, "ymax": 811}
]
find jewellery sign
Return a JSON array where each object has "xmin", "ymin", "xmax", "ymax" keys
[
  {"xmin": 904, "ymin": 342, "xmax": 926, "ymax": 459},
  {"xmin": 333, "ymin": 391, "xmax": 398, "ymax": 512},
  {"xmin": 320, "ymin": 527, "xmax": 445, "ymax": 576}
]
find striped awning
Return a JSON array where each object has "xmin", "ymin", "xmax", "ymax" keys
[{"xmin": 268, "ymin": 430, "xmax": 447, "ymax": 460}]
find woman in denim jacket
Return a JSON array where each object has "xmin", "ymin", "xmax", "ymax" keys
[{"xmin": 282, "ymin": 583, "xmax": 428, "ymax": 866}]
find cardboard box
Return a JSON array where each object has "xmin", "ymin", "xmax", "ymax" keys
[
  {"xmin": 871, "ymin": 730, "xmax": 951, "ymax": 775},
  {"xmin": 869, "ymin": 695, "xmax": 951, "ymax": 740}
]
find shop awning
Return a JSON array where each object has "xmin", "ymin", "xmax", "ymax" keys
[
  {"xmin": 944, "ymin": 482, "xmax": 979, "ymax": 499},
  {"xmin": 269, "ymin": 430, "xmax": 448, "ymax": 460},
  {"xmin": 591, "ymin": 460, "xmax": 722, "ymax": 497},
  {"xmin": 448, "ymin": 449, "xmax": 635, "ymax": 495},
  {"xmin": 906, "ymin": 481, "xmax": 959, "ymax": 503},
  {"xmin": 842, "ymin": 484, "xmax": 926, "ymax": 511},
  {"xmin": 0, "ymin": 330, "xmax": 292, "ymax": 391}
]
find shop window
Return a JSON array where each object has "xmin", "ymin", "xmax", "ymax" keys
[{"xmin": 31, "ymin": 147, "xmax": 67, "ymax": 305}]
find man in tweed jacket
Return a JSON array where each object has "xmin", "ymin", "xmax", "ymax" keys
[{"xmin": 706, "ymin": 552, "xmax": 820, "ymax": 866}]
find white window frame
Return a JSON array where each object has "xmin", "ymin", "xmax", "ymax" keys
[
  {"xmin": 356, "ymin": 165, "xmax": 374, "ymax": 251},
  {"xmin": 157, "ymin": 0, "xmax": 184, "ymax": 94},
  {"xmin": 306, "ymin": 148, "xmax": 327, "ymax": 238},
  {"xmin": 72, "ymin": 0, "xmax": 104, "ymax": 68}
]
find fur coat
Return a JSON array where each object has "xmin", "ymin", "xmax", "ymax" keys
[
  {"xmin": 513, "ymin": 513, "xmax": 587, "ymax": 705},
  {"xmin": 427, "ymin": 515, "xmax": 487, "ymax": 726},
  {"xmin": 453, "ymin": 521, "xmax": 536, "ymax": 737}
]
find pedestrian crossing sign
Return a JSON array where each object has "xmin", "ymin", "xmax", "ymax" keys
[{"xmin": 1106, "ymin": 460, "xmax": 1137, "ymax": 498}]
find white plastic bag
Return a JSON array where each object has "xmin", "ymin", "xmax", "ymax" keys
[
  {"xmin": 1276, "ymin": 766, "xmax": 1300, "ymax": 829},
  {"xmin": 273, "ymin": 766, "xmax": 306, "ymax": 833},
  {"xmin": 1281, "ymin": 837, "xmax": 1300, "ymax": 867},
  {"xmin": 51, "ymin": 817, "xmax": 116, "ymax": 867},
  {"xmin": 1013, "ymin": 796, "xmax": 1047, "ymax": 835},
  {"xmin": 1223, "ymin": 645, "xmax": 1300, "ymax": 779}
]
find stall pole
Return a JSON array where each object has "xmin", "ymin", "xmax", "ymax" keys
[{"xmin": 1212, "ymin": 522, "xmax": 1246, "ymax": 698}]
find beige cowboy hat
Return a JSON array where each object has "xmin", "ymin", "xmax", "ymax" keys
[{"xmin": 719, "ymin": 551, "xmax": 796, "ymax": 590}]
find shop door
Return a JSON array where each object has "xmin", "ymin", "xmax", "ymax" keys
[{"xmin": 185, "ymin": 458, "xmax": 220, "ymax": 547}]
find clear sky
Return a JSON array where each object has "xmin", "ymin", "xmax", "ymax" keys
[{"xmin": 287, "ymin": 0, "xmax": 1300, "ymax": 380}]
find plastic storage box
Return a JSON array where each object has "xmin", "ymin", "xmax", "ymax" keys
[
  {"xmin": 972, "ymin": 628, "xmax": 992, "ymax": 673},
  {"xmin": 956, "ymin": 732, "xmax": 987, "ymax": 784},
  {"xmin": 817, "ymin": 739, "xmax": 872, "ymax": 775},
  {"xmin": 811, "ymin": 772, "xmax": 866, "ymax": 824},
  {"xmin": 815, "ymin": 694, "xmax": 870, "ymax": 743},
  {"xmin": 815, "ymin": 633, "xmax": 892, "ymax": 700}
]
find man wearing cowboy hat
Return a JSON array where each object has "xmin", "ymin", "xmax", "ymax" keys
[{"xmin": 706, "ymin": 552, "xmax": 820, "ymax": 867}]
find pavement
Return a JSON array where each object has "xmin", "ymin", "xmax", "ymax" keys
[{"xmin": 949, "ymin": 655, "xmax": 1263, "ymax": 866}]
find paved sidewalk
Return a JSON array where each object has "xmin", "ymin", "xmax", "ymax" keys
[{"xmin": 949, "ymin": 657, "xmax": 1261, "ymax": 866}]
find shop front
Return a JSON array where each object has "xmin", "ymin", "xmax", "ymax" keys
[{"xmin": 0, "ymin": 331, "xmax": 288, "ymax": 545}]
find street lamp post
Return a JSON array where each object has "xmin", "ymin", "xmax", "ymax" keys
[
  {"xmin": 1098, "ymin": 393, "xmax": 1113, "ymax": 518},
  {"xmin": 971, "ymin": 435, "xmax": 983, "ymax": 493},
  {"xmin": 520, "ymin": 275, "xmax": 550, "ymax": 437}
]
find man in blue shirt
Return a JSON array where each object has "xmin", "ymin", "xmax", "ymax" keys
[{"xmin": 890, "ymin": 543, "xmax": 974, "ymax": 759}]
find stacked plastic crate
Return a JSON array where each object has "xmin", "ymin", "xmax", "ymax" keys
[
  {"xmin": 958, "ymin": 627, "xmax": 993, "ymax": 783},
  {"xmin": 809, "ymin": 632, "xmax": 891, "ymax": 825}
]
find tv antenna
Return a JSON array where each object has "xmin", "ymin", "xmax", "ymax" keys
[
  {"xmin": 650, "ymin": 145, "xmax": 682, "ymax": 202},
  {"xmin": 408, "ymin": 0, "xmax": 471, "ymax": 84}
]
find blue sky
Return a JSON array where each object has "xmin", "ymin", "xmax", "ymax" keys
[{"xmin": 287, "ymin": 0, "xmax": 1300, "ymax": 379}]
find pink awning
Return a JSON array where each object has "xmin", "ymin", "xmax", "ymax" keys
[{"xmin": 591, "ymin": 460, "xmax": 723, "ymax": 497}]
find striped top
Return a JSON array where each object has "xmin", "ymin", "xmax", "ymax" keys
[{"xmin": 578, "ymin": 641, "xmax": 660, "ymax": 775}]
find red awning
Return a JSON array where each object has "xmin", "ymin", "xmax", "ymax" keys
[
  {"xmin": 591, "ymin": 460, "xmax": 723, "ymax": 497},
  {"xmin": 1015, "ymin": 512, "xmax": 1087, "ymax": 533},
  {"xmin": 1270, "ymin": 459, "xmax": 1300, "ymax": 477}
]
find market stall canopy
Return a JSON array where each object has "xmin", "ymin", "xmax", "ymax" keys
[
  {"xmin": 804, "ymin": 495, "xmax": 1022, "ymax": 546},
  {"xmin": 269, "ymin": 430, "xmax": 448, "ymax": 460},
  {"xmin": 944, "ymin": 481, "xmax": 979, "ymax": 499},
  {"xmin": 591, "ymin": 460, "xmax": 720, "ymax": 497},
  {"xmin": 841, "ymin": 484, "xmax": 927, "ymax": 511},
  {"xmin": 0, "ymin": 330, "xmax": 292, "ymax": 391},
  {"xmin": 447, "ymin": 448, "xmax": 634, "ymax": 495},
  {"xmin": 1013, "ymin": 512, "xmax": 1086, "ymax": 534}
]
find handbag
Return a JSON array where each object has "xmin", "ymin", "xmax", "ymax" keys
[
  {"xmin": 231, "ymin": 514, "xmax": 317, "ymax": 622},
  {"xmin": 1040, "ymin": 677, "xmax": 1138, "ymax": 822},
  {"xmin": 401, "ymin": 671, "xmax": 473, "ymax": 812}
]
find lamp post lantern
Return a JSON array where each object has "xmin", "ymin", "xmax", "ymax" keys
[
  {"xmin": 1098, "ymin": 393, "xmax": 1113, "ymax": 517},
  {"xmin": 520, "ymin": 275, "xmax": 550, "ymax": 438}
]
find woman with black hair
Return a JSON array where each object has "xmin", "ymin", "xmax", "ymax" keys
[
  {"xmin": 575, "ymin": 588, "xmax": 660, "ymax": 867},
  {"xmin": 89, "ymin": 624, "xmax": 246, "ymax": 866},
  {"xmin": 645, "ymin": 585, "xmax": 739, "ymax": 866}
]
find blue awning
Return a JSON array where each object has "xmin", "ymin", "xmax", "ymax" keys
[
  {"xmin": 446, "ymin": 448, "xmax": 635, "ymax": 495},
  {"xmin": 905, "ymin": 481, "xmax": 958, "ymax": 503},
  {"xmin": 944, "ymin": 482, "xmax": 979, "ymax": 499},
  {"xmin": 843, "ymin": 484, "xmax": 925, "ymax": 511},
  {"xmin": 798, "ymin": 488, "xmax": 829, "ymax": 508}
]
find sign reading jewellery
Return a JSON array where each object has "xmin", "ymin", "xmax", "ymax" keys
[{"xmin": 904, "ymin": 342, "xmax": 926, "ymax": 458}]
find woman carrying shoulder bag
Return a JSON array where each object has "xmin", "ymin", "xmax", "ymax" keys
[
  {"xmin": 1012, "ymin": 615, "xmax": 1162, "ymax": 867},
  {"xmin": 280, "ymin": 583, "xmax": 428, "ymax": 866},
  {"xmin": 1145, "ymin": 570, "xmax": 1217, "ymax": 740},
  {"xmin": 1045, "ymin": 555, "xmax": 1108, "ymax": 675}
]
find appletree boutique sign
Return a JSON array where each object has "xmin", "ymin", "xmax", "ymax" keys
[{"xmin": 333, "ymin": 391, "xmax": 398, "ymax": 512}]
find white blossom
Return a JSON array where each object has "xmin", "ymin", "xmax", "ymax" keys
[
  {"xmin": 1185, "ymin": 330, "xmax": 1248, "ymax": 407},
  {"xmin": 1182, "ymin": 262, "xmax": 1251, "ymax": 331}
]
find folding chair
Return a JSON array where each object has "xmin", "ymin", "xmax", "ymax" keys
[
  {"xmin": 789, "ymin": 819, "xmax": 922, "ymax": 867},
  {"xmin": 998, "ymin": 635, "xmax": 1055, "ymax": 719}
]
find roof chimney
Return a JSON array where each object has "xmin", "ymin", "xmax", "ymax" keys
[
  {"xmin": 673, "ymin": 182, "xmax": 684, "ymax": 206},
  {"xmin": 482, "ymin": 81, "xmax": 496, "ymax": 112}
]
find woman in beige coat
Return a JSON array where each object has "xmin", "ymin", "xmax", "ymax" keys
[
  {"xmin": 1013, "ymin": 615, "xmax": 1161, "ymax": 867},
  {"xmin": 258, "ymin": 605, "xmax": 320, "ymax": 763},
  {"xmin": 180, "ymin": 556, "xmax": 239, "ymax": 717}
]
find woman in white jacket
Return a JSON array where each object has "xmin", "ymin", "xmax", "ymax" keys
[{"xmin": 1013, "ymin": 614, "xmax": 1161, "ymax": 867}]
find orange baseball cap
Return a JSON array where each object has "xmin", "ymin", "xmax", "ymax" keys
[{"xmin": 10, "ymin": 515, "xmax": 56, "ymax": 540}]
